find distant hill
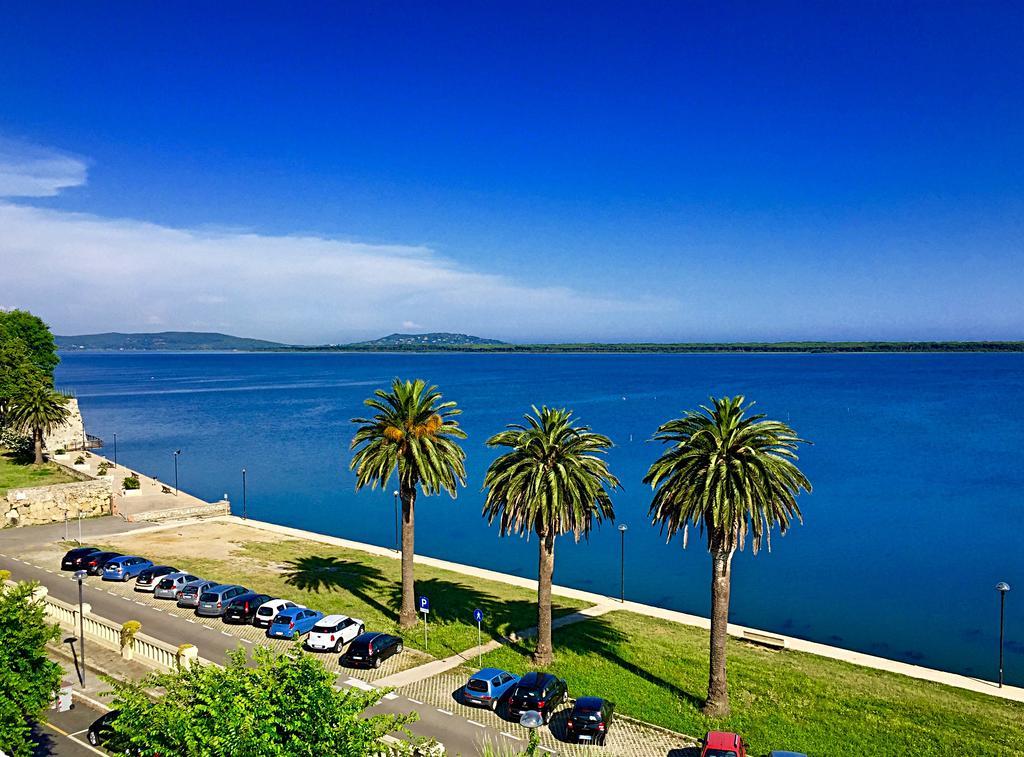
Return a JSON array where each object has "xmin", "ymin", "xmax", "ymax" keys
[
  {"xmin": 55, "ymin": 331, "xmax": 287, "ymax": 351},
  {"xmin": 352, "ymin": 332, "xmax": 508, "ymax": 348}
]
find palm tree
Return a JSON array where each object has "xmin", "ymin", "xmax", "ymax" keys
[
  {"xmin": 644, "ymin": 396, "xmax": 810, "ymax": 717},
  {"xmin": 350, "ymin": 379, "xmax": 466, "ymax": 628},
  {"xmin": 8, "ymin": 382, "xmax": 71, "ymax": 464},
  {"xmin": 483, "ymin": 406, "xmax": 618, "ymax": 666}
]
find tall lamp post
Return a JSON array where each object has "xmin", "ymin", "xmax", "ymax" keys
[
  {"xmin": 74, "ymin": 570, "xmax": 87, "ymax": 687},
  {"xmin": 997, "ymin": 581, "xmax": 1011, "ymax": 687},
  {"xmin": 112, "ymin": 432, "xmax": 117, "ymax": 469},
  {"xmin": 172, "ymin": 449, "xmax": 181, "ymax": 495},
  {"xmin": 618, "ymin": 524, "xmax": 628, "ymax": 603},
  {"xmin": 241, "ymin": 468, "xmax": 247, "ymax": 520},
  {"xmin": 392, "ymin": 490, "xmax": 400, "ymax": 551}
]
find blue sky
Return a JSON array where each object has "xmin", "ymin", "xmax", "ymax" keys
[{"xmin": 1, "ymin": 2, "xmax": 1021, "ymax": 343}]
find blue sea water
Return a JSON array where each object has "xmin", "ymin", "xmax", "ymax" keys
[{"xmin": 55, "ymin": 351, "xmax": 1024, "ymax": 685}]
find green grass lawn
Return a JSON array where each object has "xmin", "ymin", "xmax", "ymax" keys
[
  {"xmin": 97, "ymin": 533, "xmax": 588, "ymax": 659},
  {"xmin": 0, "ymin": 449, "xmax": 76, "ymax": 496},
  {"xmin": 479, "ymin": 610, "xmax": 1024, "ymax": 756}
]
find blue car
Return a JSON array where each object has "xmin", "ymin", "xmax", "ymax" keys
[
  {"xmin": 267, "ymin": 607, "xmax": 324, "ymax": 639},
  {"xmin": 102, "ymin": 556, "xmax": 153, "ymax": 582},
  {"xmin": 462, "ymin": 668, "xmax": 521, "ymax": 711}
]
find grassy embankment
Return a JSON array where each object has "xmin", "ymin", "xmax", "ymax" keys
[
  {"xmin": 97, "ymin": 533, "xmax": 587, "ymax": 658},
  {"xmin": 479, "ymin": 610, "xmax": 1024, "ymax": 756},
  {"xmin": 0, "ymin": 450, "xmax": 76, "ymax": 497}
]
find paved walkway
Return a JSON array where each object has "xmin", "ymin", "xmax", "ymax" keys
[{"xmin": 224, "ymin": 515, "xmax": 1024, "ymax": 704}]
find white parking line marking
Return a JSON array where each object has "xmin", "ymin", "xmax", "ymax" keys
[
  {"xmin": 186, "ymin": 619, "xmax": 196, "ymax": 623},
  {"xmin": 537, "ymin": 747, "xmax": 555, "ymax": 754},
  {"xmin": 500, "ymin": 732, "xmax": 522, "ymax": 741},
  {"xmin": 221, "ymin": 631, "xmax": 233, "ymax": 636},
  {"xmin": 241, "ymin": 639, "xmax": 254, "ymax": 644},
  {"xmin": 383, "ymin": 692, "xmax": 399, "ymax": 700},
  {"xmin": 408, "ymin": 698, "xmax": 423, "ymax": 705},
  {"xmin": 45, "ymin": 568, "xmax": 54, "ymax": 573},
  {"xmin": 467, "ymin": 719, "xmax": 485, "ymax": 728},
  {"xmin": 134, "ymin": 601, "xmax": 146, "ymax": 605},
  {"xmin": 437, "ymin": 708, "xmax": 453, "ymax": 716}
]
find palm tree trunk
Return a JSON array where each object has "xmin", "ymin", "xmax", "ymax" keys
[
  {"xmin": 398, "ymin": 485, "xmax": 418, "ymax": 629},
  {"xmin": 533, "ymin": 530, "xmax": 556, "ymax": 665},
  {"xmin": 33, "ymin": 427, "xmax": 44, "ymax": 465},
  {"xmin": 703, "ymin": 546, "xmax": 735, "ymax": 717}
]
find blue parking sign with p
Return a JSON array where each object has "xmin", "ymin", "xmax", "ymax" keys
[
  {"xmin": 473, "ymin": 608, "xmax": 483, "ymax": 623},
  {"xmin": 419, "ymin": 596, "xmax": 430, "ymax": 613}
]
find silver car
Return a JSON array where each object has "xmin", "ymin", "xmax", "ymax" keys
[
  {"xmin": 153, "ymin": 572, "xmax": 201, "ymax": 600},
  {"xmin": 196, "ymin": 584, "xmax": 248, "ymax": 617},
  {"xmin": 176, "ymin": 579, "xmax": 217, "ymax": 608}
]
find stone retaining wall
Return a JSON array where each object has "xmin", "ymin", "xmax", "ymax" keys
[
  {"xmin": 128, "ymin": 500, "xmax": 231, "ymax": 523},
  {"xmin": 4, "ymin": 478, "xmax": 114, "ymax": 527}
]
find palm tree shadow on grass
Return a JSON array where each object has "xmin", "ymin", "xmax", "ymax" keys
[
  {"xmin": 282, "ymin": 555, "xmax": 396, "ymax": 620},
  {"xmin": 554, "ymin": 615, "xmax": 705, "ymax": 711}
]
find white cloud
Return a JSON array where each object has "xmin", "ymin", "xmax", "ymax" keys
[
  {"xmin": 401, "ymin": 320, "xmax": 423, "ymax": 330},
  {"xmin": 0, "ymin": 202, "xmax": 674, "ymax": 343},
  {"xmin": 0, "ymin": 138, "xmax": 88, "ymax": 198}
]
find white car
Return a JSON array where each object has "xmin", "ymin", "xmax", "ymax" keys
[
  {"xmin": 253, "ymin": 599, "xmax": 304, "ymax": 628},
  {"xmin": 305, "ymin": 614, "xmax": 365, "ymax": 652}
]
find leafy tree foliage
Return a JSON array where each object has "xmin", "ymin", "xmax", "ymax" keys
[
  {"xmin": 483, "ymin": 406, "xmax": 617, "ymax": 665},
  {"xmin": 644, "ymin": 396, "xmax": 811, "ymax": 717},
  {"xmin": 106, "ymin": 643, "xmax": 416, "ymax": 756},
  {"xmin": 350, "ymin": 378, "xmax": 466, "ymax": 627},
  {"xmin": 0, "ymin": 338, "xmax": 46, "ymax": 430},
  {"xmin": 0, "ymin": 310, "xmax": 59, "ymax": 377},
  {"xmin": 0, "ymin": 581, "xmax": 63, "ymax": 757},
  {"xmin": 6, "ymin": 383, "xmax": 71, "ymax": 464}
]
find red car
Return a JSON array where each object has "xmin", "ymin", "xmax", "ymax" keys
[{"xmin": 701, "ymin": 731, "xmax": 748, "ymax": 757}]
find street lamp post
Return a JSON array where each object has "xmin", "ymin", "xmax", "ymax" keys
[
  {"xmin": 242, "ymin": 468, "xmax": 247, "ymax": 520},
  {"xmin": 173, "ymin": 449, "xmax": 181, "ymax": 495},
  {"xmin": 112, "ymin": 432, "xmax": 117, "ymax": 469},
  {"xmin": 618, "ymin": 524, "xmax": 628, "ymax": 603},
  {"xmin": 74, "ymin": 570, "xmax": 87, "ymax": 687},
  {"xmin": 392, "ymin": 490, "xmax": 400, "ymax": 551},
  {"xmin": 997, "ymin": 582, "xmax": 1011, "ymax": 687}
]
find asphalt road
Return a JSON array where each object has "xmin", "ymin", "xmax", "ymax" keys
[
  {"xmin": 0, "ymin": 529, "xmax": 537, "ymax": 757},
  {"xmin": 31, "ymin": 696, "xmax": 108, "ymax": 756}
]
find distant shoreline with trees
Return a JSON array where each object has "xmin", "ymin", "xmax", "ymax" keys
[{"xmin": 53, "ymin": 330, "xmax": 1024, "ymax": 354}]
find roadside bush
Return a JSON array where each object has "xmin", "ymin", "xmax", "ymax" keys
[
  {"xmin": 122, "ymin": 475, "xmax": 141, "ymax": 490},
  {"xmin": 74, "ymin": 455, "xmax": 85, "ymax": 465},
  {"xmin": 120, "ymin": 620, "xmax": 142, "ymax": 650},
  {"xmin": 0, "ymin": 581, "xmax": 63, "ymax": 757}
]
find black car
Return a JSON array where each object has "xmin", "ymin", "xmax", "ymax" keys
[
  {"xmin": 566, "ymin": 697, "xmax": 615, "ymax": 745},
  {"xmin": 222, "ymin": 593, "xmax": 273, "ymax": 624},
  {"xmin": 86, "ymin": 710, "xmax": 119, "ymax": 747},
  {"xmin": 341, "ymin": 632, "xmax": 403, "ymax": 669},
  {"xmin": 61, "ymin": 546, "xmax": 100, "ymax": 570},
  {"xmin": 507, "ymin": 672, "xmax": 569, "ymax": 724},
  {"xmin": 82, "ymin": 551, "xmax": 123, "ymax": 576},
  {"xmin": 133, "ymin": 564, "xmax": 178, "ymax": 591}
]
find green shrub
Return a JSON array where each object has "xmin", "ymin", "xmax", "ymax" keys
[
  {"xmin": 122, "ymin": 475, "xmax": 141, "ymax": 490},
  {"xmin": 74, "ymin": 456, "xmax": 85, "ymax": 465}
]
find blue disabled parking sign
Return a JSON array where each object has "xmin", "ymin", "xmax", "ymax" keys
[
  {"xmin": 473, "ymin": 608, "xmax": 483, "ymax": 623},
  {"xmin": 419, "ymin": 596, "xmax": 430, "ymax": 613}
]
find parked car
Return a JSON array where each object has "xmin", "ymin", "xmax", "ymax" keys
[
  {"xmin": 222, "ymin": 593, "xmax": 273, "ymax": 624},
  {"xmin": 133, "ymin": 564, "xmax": 179, "ymax": 592},
  {"xmin": 701, "ymin": 731, "xmax": 749, "ymax": 757},
  {"xmin": 567, "ymin": 697, "xmax": 615, "ymax": 745},
  {"xmin": 305, "ymin": 614, "xmax": 365, "ymax": 652},
  {"xmin": 267, "ymin": 607, "xmax": 324, "ymax": 639},
  {"xmin": 253, "ymin": 598, "xmax": 303, "ymax": 628},
  {"xmin": 507, "ymin": 672, "xmax": 569, "ymax": 724},
  {"xmin": 341, "ymin": 632, "xmax": 403, "ymax": 669},
  {"xmin": 61, "ymin": 546, "xmax": 100, "ymax": 570},
  {"xmin": 102, "ymin": 556, "xmax": 154, "ymax": 582},
  {"xmin": 462, "ymin": 668, "xmax": 520, "ymax": 711},
  {"xmin": 83, "ymin": 551, "xmax": 123, "ymax": 576},
  {"xmin": 196, "ymin": 584, "xmax": 249, "ymax": 617},
  {"xmin": 176, "ymin": 579, "xmax": 217, "ymax": 608},
  {"xmin": 86, "ymin": 710, "xmax": 119, "ymax": 747},
  {"xmin": 153, "ymin": 572, "xmax": 201, "ymax": 600}
]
